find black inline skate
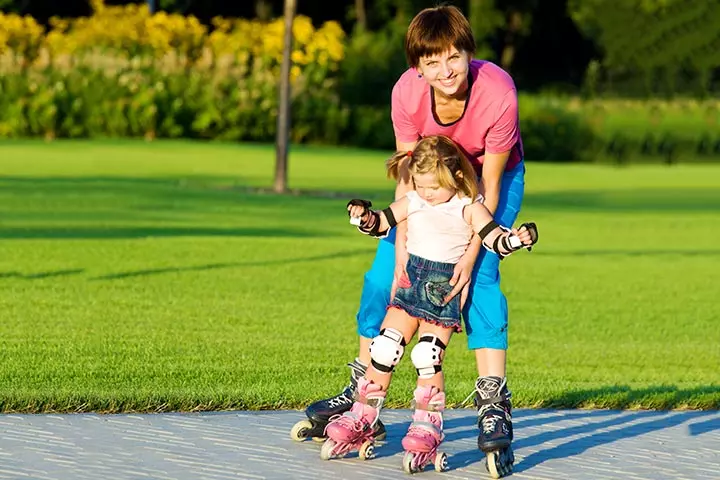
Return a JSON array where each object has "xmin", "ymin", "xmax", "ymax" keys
[
  {"xmin": 474, "ymin": 376, "xmax": 515, "ymax": 478},
  {"xmin": 290, "ymin": 359, "xmax": 386, "ymax": 442}
]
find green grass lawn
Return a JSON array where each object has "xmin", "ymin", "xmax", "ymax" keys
[{"xmin": 0, "ymin": 140, "xmax": 718, "ymax": 413}]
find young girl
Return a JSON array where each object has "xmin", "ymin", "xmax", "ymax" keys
[{"xmin": 320, "ymin": 135, "xmax": 538, "ymax": 473}]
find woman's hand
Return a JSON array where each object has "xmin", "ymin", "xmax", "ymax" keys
[
  {"xmin": 390, "ymin": 235, "xmax": 411, "ymax": 302},
  {"xmin": 443, "ymin": 256, "xmax": 473, "ymax": 308}
]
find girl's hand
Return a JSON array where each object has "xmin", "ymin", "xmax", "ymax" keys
[
  {"xmin": 346, "ymin": 199, "xmax": 372, "ymax": 224},
  {"xmin": 512, "ymin": 222, "xmax": 538, "ymax": 248},
  {"xmin": 347, "ymin": 205, "xmax": 369, "ymax": 222}
]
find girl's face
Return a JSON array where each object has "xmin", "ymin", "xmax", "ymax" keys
[
  {"xmin": 416, "ymin": 48, "xmax": 471, "ymax": 98},
  {"xmin": 413, "ymin": 171, "xmax": 456, "ymax": 206}
]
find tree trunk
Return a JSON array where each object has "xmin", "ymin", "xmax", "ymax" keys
[
  {"xmin": 274, "ymin": 0, "xmax": 296, "ymax": 194},
  {"xmin": 500, "ymin": 10, "xmax": 523, "ymax": 73},
  {"xmin": 255, "ymin": 0, "xmax": 273, "ymax": 21},
  {"xmin": 355, "ymin": 0, "xmax": 367, "ymax": 31}
]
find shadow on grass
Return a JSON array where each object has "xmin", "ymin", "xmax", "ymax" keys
[
  {"xmin": 534, "ymin": 249, "xmax": 720, "ymax": 257},
  {"xmin": 525, "ymin": 187, "xmax": 720, "ymax": 212},
  {"xmin": 91, "ymin": 248, "xmax": 376, "ymax": 280},
  {"xmin": 0, "ymin": 176, "xmax": 392, "ymax": 204},
  {"xmin": 0, "ymin": 226, "xmax": 325, "ymax": 240},
  {"xmin": 6, "ymin": 176, "xmax": 719, "ymax": 215},
  {"xmin": 0, "ymin": 176, "xmax": 393, "ymax": 240},
  {"xmin": 531, "ymin": 385, "xmax": 720, "ymax": 410},
  {"xmin": 0, "ymin": 269, "xmax": 85, "ymax": 279}
]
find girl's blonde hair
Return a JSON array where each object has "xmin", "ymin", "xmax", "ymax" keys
[{"xmin": 386, "ymin": 135, "xmax": 478, "ymax": 200}]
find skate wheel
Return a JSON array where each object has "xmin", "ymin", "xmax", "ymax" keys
[
  {"xmin": 486, "ymin": 449, "xmax": 513, "ymax": 478},
  {"xmin": 290, "ymin": 419, "xmax": 313, "ymax": 442},
  {"xmin": 486, "ymin": 451, "xmax": 500, "ymax": 479},
  {"xmin": 359, "ymin": 440, "xmax": 375, "ymax": 460},
  {"xmin": 311, "ymin": 436, "xmax": 326, "ymax": 443},
  {"xmin": 402, "ymin": 451, "xmax": 416, "ymax": 474},
  {"xmin": 434, "ymin": 451, "xmax": 448, "ymax": 472},
  {"xmin": 320, "ymin": 439, "xmax": 336, "ymax": 461}
]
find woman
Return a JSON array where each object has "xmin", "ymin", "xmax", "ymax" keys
[{"xmin": 294, "ymin": 6, "xmax": 523, "ymax": 477}]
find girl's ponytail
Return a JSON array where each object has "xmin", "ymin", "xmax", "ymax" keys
[{"xmin": 386, "ymin": 150, "xmax": 413, "ymax": 181}]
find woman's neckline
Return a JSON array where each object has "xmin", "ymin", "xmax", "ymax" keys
[{"xmin": 430, "ymin": 65, "xmax": 475, "ymax": 127}]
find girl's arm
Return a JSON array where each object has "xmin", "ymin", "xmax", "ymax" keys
[
  {"xmin": 347, "ymin": 196, "xmax": 410, "ymax": 237},
  {"xmin": 468, "ymin": 202, "xmax": 538, "ymax": 258}
]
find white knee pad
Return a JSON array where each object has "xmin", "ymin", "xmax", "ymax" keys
[
  {"xmin": 369, "ymin": 328, "xmax": 406, "ymax": 374},
  {"xmin": 411, "ymin": 334, "xmax": 447, "ymax": 379}
]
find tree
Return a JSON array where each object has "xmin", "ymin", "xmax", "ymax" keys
[
  {"xmin": 468, "ymin": 0, "xmax": 504, "ymax": 60},
  {"xmin": 274, "ymin": 0, "xmax": 296, "ymax": 193},
  {"xmin": 568, "ymin": 0, "xmax": 720, "ymax": 96},
  {"xmin": 468, "ymin": 0, "xmax": 538, "ymax": 73}
]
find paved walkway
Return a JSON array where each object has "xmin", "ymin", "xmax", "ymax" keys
[{"xmin": 0, "ymin": 409, "xmax": 718, "ymax": 480}]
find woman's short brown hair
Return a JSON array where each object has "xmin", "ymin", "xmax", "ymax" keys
[{"xmin": 405, "ymin": 6, "xmax": 476, "ymax": 67}]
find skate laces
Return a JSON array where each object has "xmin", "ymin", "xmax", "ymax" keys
[
  {"xmin": 328, "ymin": 411, "xmax": 367, "ymax": 433},
  {"xmin": 478, "ymin": 403, "xmax": 503, "ymax": 432},
  {"xmin": 407, "ymin": 411, "xmax": 443, "ymax": 438},
  {"xmin": 327, "ymin": 392, "xmax": 353, "ymax": 409}
]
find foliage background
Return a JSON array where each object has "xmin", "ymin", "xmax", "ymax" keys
[{"xmin": 1, "ymin": 2, "xmax": 718, "ymax": 162}]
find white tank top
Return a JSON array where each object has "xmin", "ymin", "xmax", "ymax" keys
[{"xmin": 405, "ymin": 191, "xmax": 476, "ymax": 264}]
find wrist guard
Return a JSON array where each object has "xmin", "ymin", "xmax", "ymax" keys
[{"xmin": 347, "ymin": 199, "xmax": 389, "ymax": 237}]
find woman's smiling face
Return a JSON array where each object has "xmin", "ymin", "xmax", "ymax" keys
[{"xmin": 416, "ymin": 48, "xmax": 471, "ymax": 98}]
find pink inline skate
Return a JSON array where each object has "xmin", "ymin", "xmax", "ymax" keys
[
  {"xmin": 401, "ymin": 385, "xmax": 449, "ymax": 473},
  {"xmin": 320, "ymin": 378, "xmax": 386, "ymax": 461}
]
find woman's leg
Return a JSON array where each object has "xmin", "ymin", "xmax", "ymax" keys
[
  {"xmin": 357, "ymin": 229, "xmax": 397, "ymax": 365},
  {"xmin": 463, "ymin": 162, "xmax": 525, "ymax": 457},
  {"xmin": 464, "ymin": 162, "xmax": 525, "ymax": 373}
]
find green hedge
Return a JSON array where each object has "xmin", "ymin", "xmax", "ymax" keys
[{"xmin": 2, "ymin": 66, "xmax": 718, "ymax": 163}]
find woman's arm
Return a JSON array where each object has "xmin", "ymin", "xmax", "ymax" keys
[
  {"xmin": 481, "ymin": 151, "xmax": 510, "ymax": 215},
  {"xmin": 483, "ymin": 88, "xmax": 520, "ymax": 215}
]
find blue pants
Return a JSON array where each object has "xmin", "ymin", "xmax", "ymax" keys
[{"xmin": 356, "ymin": 162, "xmax": 525, "ymax": 350}]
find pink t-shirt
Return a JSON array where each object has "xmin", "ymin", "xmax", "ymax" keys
[{"xmin": 391, "ymin": 59, "xmax": 523, "ymax": 174}]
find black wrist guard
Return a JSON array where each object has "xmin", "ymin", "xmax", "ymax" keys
[{"xmin": 347, "ymin": 199, "xmax": 372, "ymax": 217}]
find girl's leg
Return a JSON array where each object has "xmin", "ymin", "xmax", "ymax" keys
[
  {"xmin": 364, "ymin": 307, "xmax": 419, "ymax": 390},
  {"xmin": 412, "ymin": 321, "xmax": 454, "ymax": 391},
  {"xmin": 301, "ymin": 231, "xmax": 396, "ymax": 441},
  {"xmin": 402, "ymin": 322, "xmax": 454, "ymax": 459}
]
